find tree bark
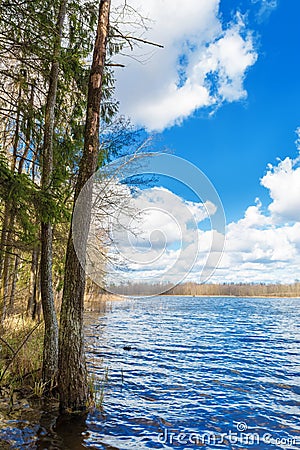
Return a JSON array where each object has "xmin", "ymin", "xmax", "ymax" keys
[
  {"xmin": 1, "ymin": 248, "xmax": 11, "ymax": 323},
  {"xmin": 0, "ymin": 208, "xmax": 15, "ymax": 323},
  {"xmin": 58, "ymin": 0, "xmax": 111, "ymax": 412},
  {"xmin": 8, "ymin": 253, "xmax": 19, "ymax": 311},
  {"xmin": 0, "ymin": 202, "xmax": 10, "ymax": 279},
  {"xmin": 40, "ymin": 0, "xmax": 67, "ymax": 388},
  {"xmin": 27, "ymin": 245, "xmax": 39, "ymax": 318}
]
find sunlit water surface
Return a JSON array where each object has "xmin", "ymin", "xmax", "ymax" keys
[{"xmin": 1, "ymin": 296, "xmax": 300, "ymax": 449}]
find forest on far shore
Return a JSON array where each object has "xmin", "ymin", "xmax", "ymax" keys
[{"xmin": 107, "ymin": 282, "xmax": 300, "ymax": 298}]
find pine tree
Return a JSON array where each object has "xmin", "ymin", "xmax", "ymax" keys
[{"xmin": 58, "ymin": 0, "xmax": 111, "ymax": 412}]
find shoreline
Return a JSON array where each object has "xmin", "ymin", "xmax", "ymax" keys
[
  {"xmin": 85, "ymin": 293, "xmax": 300, "ymax": 301},
  {"xmin": 160, "ymin": 294, "xmax": 300, "ymax": 299}
]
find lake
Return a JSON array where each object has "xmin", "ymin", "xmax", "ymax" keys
[{"xmin": 1, "ymin": 296, "xmax": 300, "ymax": 449}]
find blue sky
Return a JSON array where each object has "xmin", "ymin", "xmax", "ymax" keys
[
  {"xmin": 161, "ymin": 0, "xmax": 300, "ymax": 222},
  {"xmin": 102, "ymin": 0, "xmax": 300, "ymax": 285}
]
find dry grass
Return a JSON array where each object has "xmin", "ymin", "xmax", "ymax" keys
[{"xmin": 0, "ymin": 314, "xmax": 44, "ymax": 392}]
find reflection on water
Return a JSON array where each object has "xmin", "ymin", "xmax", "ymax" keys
[
  {"xmin": 0, "ymin": 399, "xmax": 90, "ymax": 449},
  {"xmin": 1, "ymin": 296, "xmax": 300, "ymax": 449}
]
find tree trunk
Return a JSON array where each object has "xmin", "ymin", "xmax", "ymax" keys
[
  {"xmin": 40, "ymin": 0, "xmax": 67, "ymax": 388},
  {"xmin": 0, "ymin": 202, "xmax": 10, "ymax": 279},
  {"xmin": 18, "ymin": 82, "xmax": 35, "ymax": 174},
  {"xmin": 0, "ymin": 208, "xmax": 15, "ymax": 323},
  {"xmin": 58, "ymin": 0, "xmax": 111, "ymax": 412},
  {"xmin": 9, "ymin": 253, "xmax": 20, "ymax": 312},
  {"xmin": 40, "ymin": 222, "xmax": 58, "ymax": 385},
  {"xmin": 27, "ymin": 246, "xmax": 39, "ymax": 318},
  {"xmin": 1, "ymin": 248, "xmax": 11, "ymax": 323},
  {"xmin": 12, "ymin": 81, "xmax": 22, "ymax": 170}
]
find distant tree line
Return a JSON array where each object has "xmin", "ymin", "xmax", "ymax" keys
[{"xmin": 110, "ymin": 281, "xmax": 300, "ymax": 297}]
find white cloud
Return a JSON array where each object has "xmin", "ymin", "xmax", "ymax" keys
[
  {"xmin": 212, "ymin": 138, "xmax": 300, "ymax": 283},
  {"xmin": 107, "ymin": 186, "xmax": 212, "ymax": 284},
  {"xmin": 112, "ymin": 132, "xmax": 300, "ymax": 285},
  {"xmin": 113, "ymin": 1, "xmax": 257, "ymax": 131},
  {"xmin": 85, "ymin": 132, "xmax": 300, "ymax": 286},
  {"xmin": 261, "ymin": 156, "xmax": 300, "ymax": 223},
  {"xmin": 252, "ymin": 0, "xmax": 278, "ymax": 22}
]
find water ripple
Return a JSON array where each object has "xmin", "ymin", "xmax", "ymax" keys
[
  {"xmin": 85, "ymin": 296, "xmax": 300, "ymax": 449},
  {"xmin": 1, "ymin": 296, "xmax": 300, "ymax": 449}
]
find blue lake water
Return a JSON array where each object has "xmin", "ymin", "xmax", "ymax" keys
[
  {"xmin": 0, "ymin": 296, "xmax": 300, "ymax": 449},
  {"xmin": 84, "ymin": 296, "xmax": 300, "ymax": 449}
]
